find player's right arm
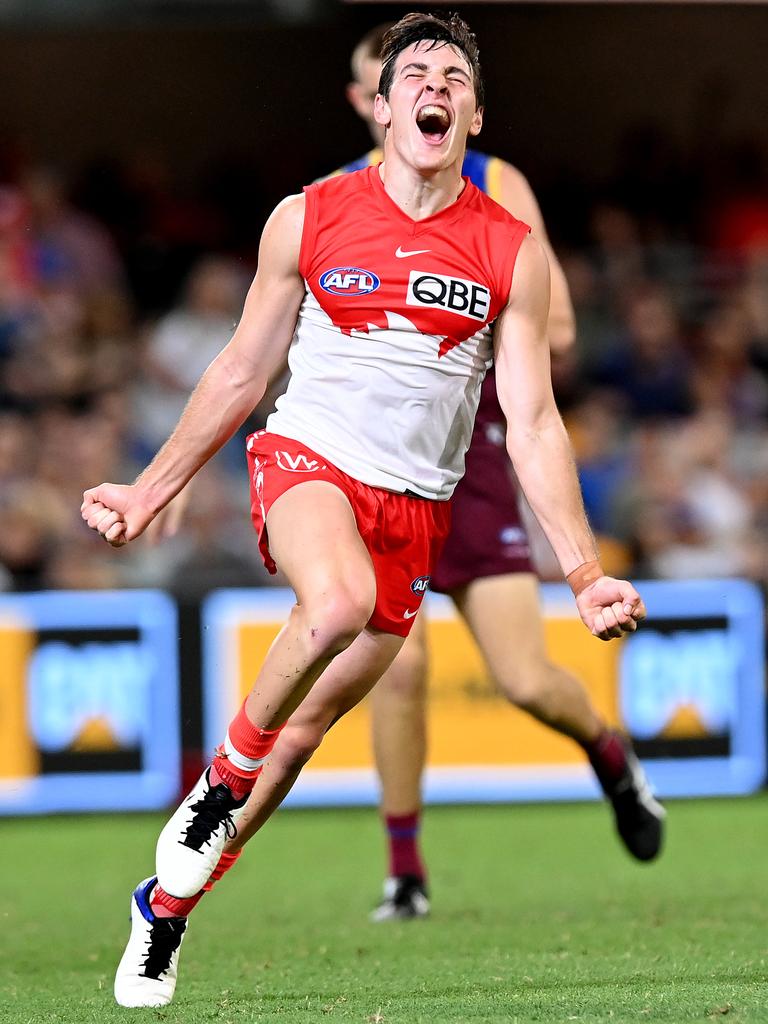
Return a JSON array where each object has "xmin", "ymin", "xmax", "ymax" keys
[
  {"xmin": 496, "ymin": 161, "xmax": 575, "ymax": 355},
  {"xmin": 81, "ymin": 194, "xmax": 307, "ymax": 547}
]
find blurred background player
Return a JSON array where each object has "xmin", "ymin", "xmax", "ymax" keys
[{"xmin": 228, "ymin": 23, "xmax": 667, "ymax": 923}]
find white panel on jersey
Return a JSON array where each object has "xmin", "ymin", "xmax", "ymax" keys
[{"xmin": 267, "ymin": 285, "xmax": 493, "ymax": 500}]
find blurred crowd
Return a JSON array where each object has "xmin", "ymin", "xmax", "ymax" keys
[{"xmin": 1, "ymin": 151, "xmax": 767, "ymax": 596}]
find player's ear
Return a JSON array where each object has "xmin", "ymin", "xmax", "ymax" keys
[
  {"xmin": 373, "ymin": 93, "xmax": 391, "ymax": 131},
  {"xmin": 468, "ymin": 106, "xmax": 483, "ymax": 138}
]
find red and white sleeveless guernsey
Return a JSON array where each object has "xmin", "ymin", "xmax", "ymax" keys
[{"xmin": 266, "ymin": 165, "xmax": 530, "ymax": 500}]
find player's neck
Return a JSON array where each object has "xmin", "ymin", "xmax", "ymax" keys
[{"xmin": 378, "ymin": 153, "xmax": 466, "ymax": 222}]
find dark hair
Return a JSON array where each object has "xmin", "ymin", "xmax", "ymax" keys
[{"xmin": 378, "ymin": 12, "xmax": 484, "ymax": 109}]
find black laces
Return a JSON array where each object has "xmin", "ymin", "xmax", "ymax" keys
[
  {"xmin": 140, "ymin": 917, "xmax": 186, "ymax": 980},
  {"xmin": 181, "ymin": 782, "xmax": 241, "ymax": 851}
]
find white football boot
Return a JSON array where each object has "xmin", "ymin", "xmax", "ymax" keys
[
  {"xmin": 156, "ymin": 767, "xmax": 248, "ymax": 897},
  {"xmin": 370, "ymin": 875, "xmax": 430, "ymax": 922},
  {"xmin": 114, "ymin": 877, "xmax": 187, "ymax": 1008}
]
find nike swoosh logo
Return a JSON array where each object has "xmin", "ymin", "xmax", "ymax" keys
[
  {"xmin": 395, "ymin": 246, "xmax": 431, "ymax": 258},
  {"xmin": 403, "ymin": 609, "xmax": 419, "ymax": 619}
]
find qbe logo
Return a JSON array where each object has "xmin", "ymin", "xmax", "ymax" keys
[
  {"xmin": 406, "ymin": 270, "xmax": 491, "ymax": 322},
  {"xmin": 320, "ymin": 267, "xmax": 380, "ymax": 296},
  {"xmin": 411, "ymin": 575, "xmax": 431, "ymax": 595}
]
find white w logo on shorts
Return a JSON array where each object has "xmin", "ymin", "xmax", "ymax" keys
[{"xmin": 275, "ymin": 451, "xmax": 327, "ymax": 473}]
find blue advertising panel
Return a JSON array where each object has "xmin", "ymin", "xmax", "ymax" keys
[
  {"xmin": 0, "ymin": 590, "xmax": 180, "ymax": 815},
  {"xmin": 616, "ymin": 579, "xmax": 766, "ymax": 798},
  {"xmin": 201, "ymin": 579, "xmax": 765, "ymax": 807}
]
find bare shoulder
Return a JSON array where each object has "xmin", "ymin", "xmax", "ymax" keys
[
  {"xmin": 515, "ymin": 233, "xmax": 550, "ymax": 280},
  {"xmin": 505, "ymin": 233, "xmax": 551, "ymax": 313},
  {"xmin": 266, "ymin": 192, "xmax": 306, "ymax": 236},
  {"xmin": 495, "ymin": 160, "xmax": 546, "ymax": 235},
  {"xmin": 260, "ymin": 193, "xmax": 306, "ymax": 268},
  {"xmin": 497, "ymin": 158, "xmax": 532, "ymax": 193}
]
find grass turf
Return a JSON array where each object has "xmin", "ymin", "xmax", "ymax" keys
[{"xmin": 1, "ymin": 797, "xmax": 767, "ymax": 1023}]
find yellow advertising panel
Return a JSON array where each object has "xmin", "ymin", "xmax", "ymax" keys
[
  {"xmin": 0, "ymin": 622, "xmax": 39, "ymax": 779},
  {"xmin": 231, "ymin": 610, "xmax": 621, "ymax": 771},
  {"xmin": 202, "ymin": 581, "xmax": 766, "ymax": 804}
]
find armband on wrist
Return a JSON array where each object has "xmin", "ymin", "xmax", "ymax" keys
[{"xmin": 566, "ymin": 559, "xmax": 604, "ymax": 597}]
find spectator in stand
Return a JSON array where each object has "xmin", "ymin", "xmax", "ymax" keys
[
  {"xmin": 692, "ymin": 298, "xmax": 768, "ymax": 424},
  {"xmin": 20, "ymin": 165, "xmax": 127, "ymax": 300},
  {"xmin": 617, "ymin": 414, "xmax": 764, "ymax": 582},
  {"xmin": 590, "ymin": 284, "xmax": 694, "ymax": 419},
  {"xmin": 133, "ymin": 256, "xmax": 249, "ymax": 460}
]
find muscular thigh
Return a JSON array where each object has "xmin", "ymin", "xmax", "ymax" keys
[
  {"xmin": 266, "ymin": 480, "xmax": 376, "ymax": 606},
  {"xmin": 451, "ymin": 573, "xmax": 547, "ymax": 687}
]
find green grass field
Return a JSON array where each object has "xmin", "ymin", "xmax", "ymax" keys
[{"xmin": 2, "ymin": 797, "xmax": 767, "ymax": 1023}]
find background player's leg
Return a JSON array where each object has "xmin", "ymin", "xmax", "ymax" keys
[
  {"xmin": 371, "ymin": 614, "xmax": 428, "ymax": 815},
  {"xmin": 368, "ymin": 615, "xmax": 430, "ymax": 919},
  {"xmin": 452, "ymin": 573, "xmax": 602, "ymax": 742},
  {"xmin": 155, "ymin": 481, "xmax": 378, "ymax": 901},
  {"xmin": 453, "ymin": 573, "xmax": 665, "ymax": 861}
]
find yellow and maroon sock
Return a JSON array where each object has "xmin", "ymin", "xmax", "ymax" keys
[
  {"xmin": 385, "ymin": 811, "xmax": 425, "ymax": 881},
  {"xmin": 583, "ymin": 728, "xmax": 629, "ymax": 793}
]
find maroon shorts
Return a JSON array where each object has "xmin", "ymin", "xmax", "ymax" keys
[
  {"xmin": 246, "ymin": 431, "xmax": 451, "ymax": 637},
  {"xmin": 430, "ymin": 439, "xmax": 533, "ymax": 594}
]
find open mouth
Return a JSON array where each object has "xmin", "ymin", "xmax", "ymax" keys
[{"xmin": 416, "ymin": 104, "xmax": 451, "ymax": 144}]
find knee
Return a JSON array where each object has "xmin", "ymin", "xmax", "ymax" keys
[
  {"xmin": 379, "ymin": 643, "xmax": 427, "ymax": 702},
  {"xmin": 497, "ymin": 662, "xmax": 550, "ymax": 713},
  {"xmin": 298, "ymin": 585, "xmax": 375, "ymax": 658},
  {"xmin": 276, "ymin": 722, "xmax": 326, "ymax": 772}
]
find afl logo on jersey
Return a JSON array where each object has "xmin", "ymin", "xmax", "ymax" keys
[
  {"xmin": 320, "ymin": 267, "xmax": 380, "ymax": 296},
  {"xmin": 410, "ymin": 575, "xmax": 431, "ymax": 595}
]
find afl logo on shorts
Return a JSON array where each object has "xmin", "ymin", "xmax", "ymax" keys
[
  {"xmin": 320, "ymin": 267, "xmax": 380, "ymax": 296},
  {"xmin": 410, "ymin": 575, "xmax": 431, "ymax": 595}
]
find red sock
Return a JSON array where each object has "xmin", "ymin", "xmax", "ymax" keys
[
  {"xmin": 151, "ymin": 883, "xmax": 204, "ymax": 919},
  {"xmin": 150, "ymin": 850, "xmax": 243, "ymax": 917},
  {"xmin": 584, "ymin": 728, "xmax": 629, "ymax": 792},
  {"xmin": 203, "ymin": 850, "xmax": 242, "ymax": 892},
  {"xmin": 211, "ymin": 702, "xmax": 284, "ymax": 797},
  {"xmin": 385, "ymin": 811, "xmax": 425, "ymax": 880}
]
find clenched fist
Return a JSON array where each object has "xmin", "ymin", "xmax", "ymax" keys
[
  {"xmin": 81, "ymin": 483, "xmax": 158, "ymax": 547},
  {"xmin": 575, "ymin": 576, "xmax": 646, "ymax": 641}
]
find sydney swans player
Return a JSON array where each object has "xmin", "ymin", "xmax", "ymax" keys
[
  {"xmin": 81, "ymin": 13, "xmax": 646, "ymax": 1008},
  {"xmin": 221, "ymin": 23, "xmax": 664, "ymax": 925}
]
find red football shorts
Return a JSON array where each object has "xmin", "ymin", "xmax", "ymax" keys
[{"xmin": 245, "ymin": 431, "xmax": 451, "ymax": 637}]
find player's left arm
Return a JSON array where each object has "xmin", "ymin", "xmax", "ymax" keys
[
  {"xmin": 496, "ymin": 161, "xmax": 575, "ymax": 355},
  {"xmin": 493, "ymin": 234, "xmax": 645, "ymax": 640}
]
